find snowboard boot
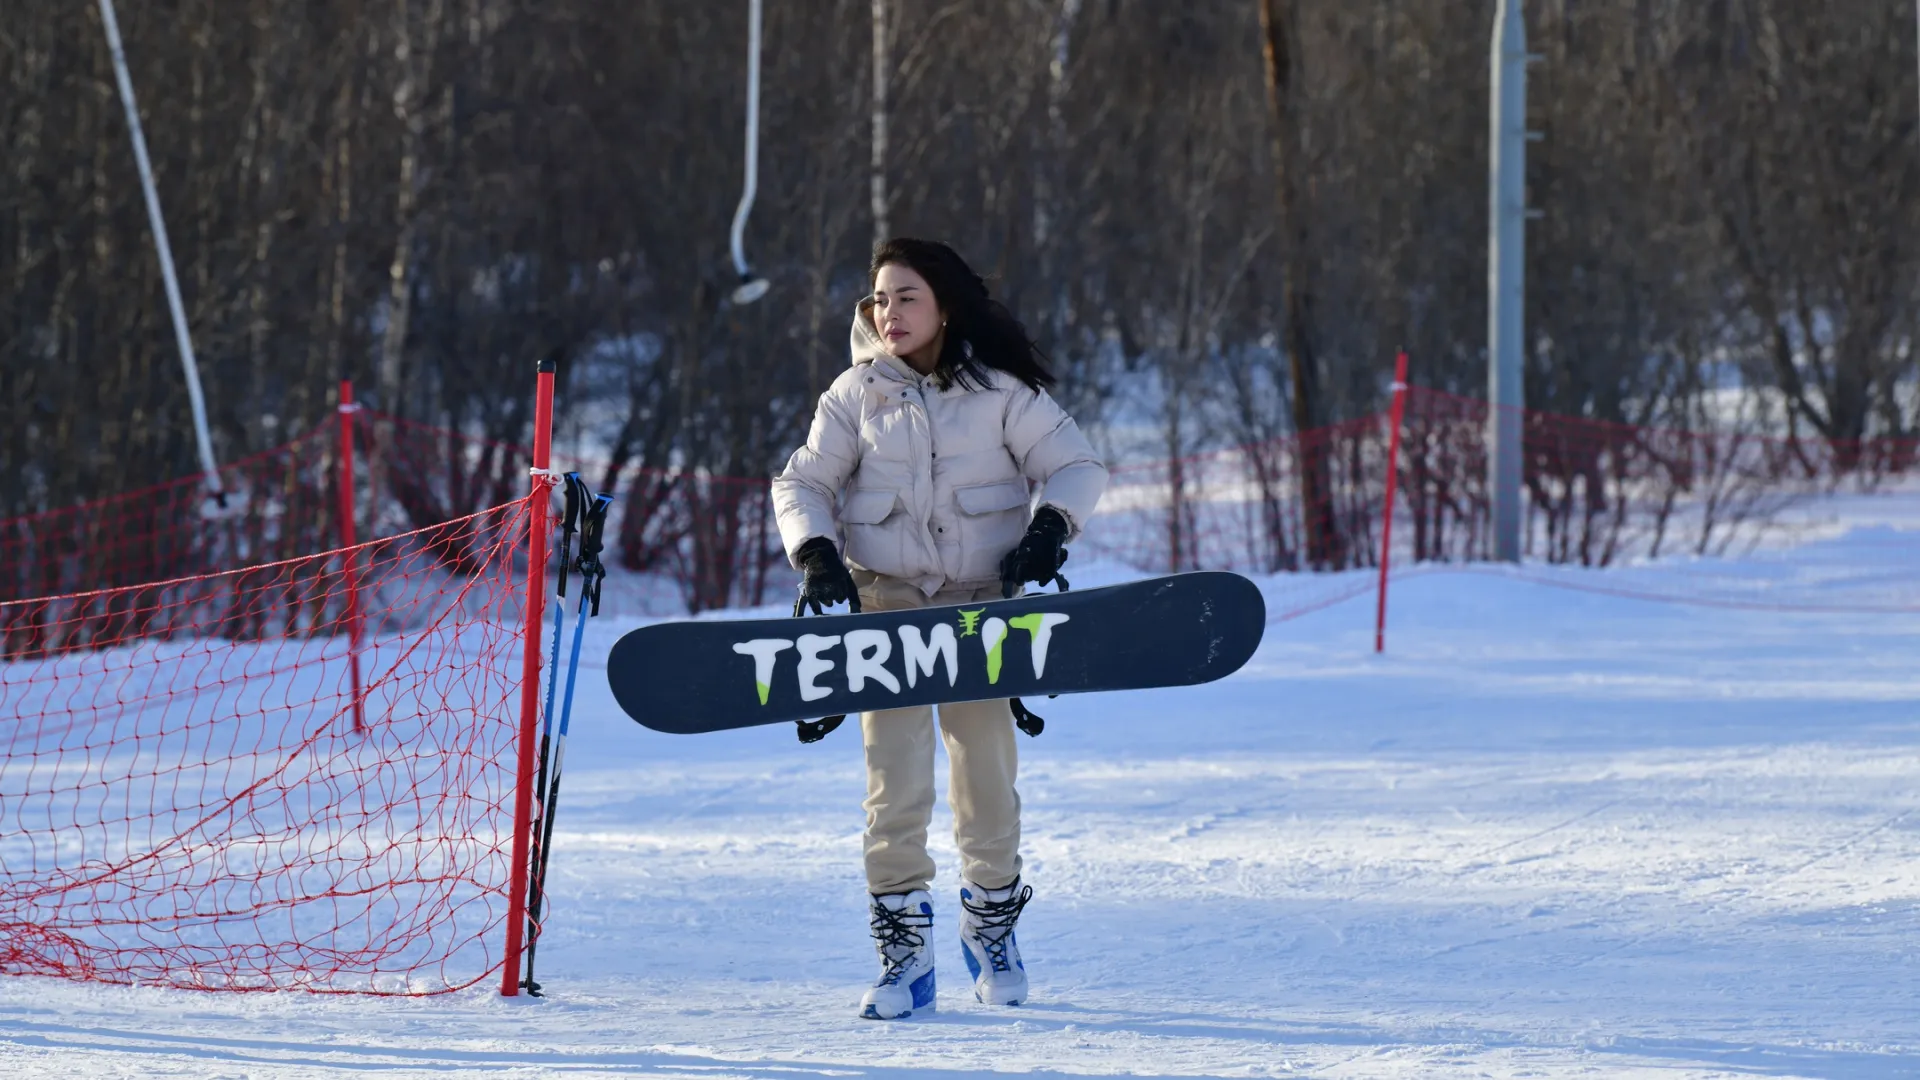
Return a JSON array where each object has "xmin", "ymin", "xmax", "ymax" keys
[
  {"xmin": 858, "ymin": 890, "xmax": 936, "ymax": 1020},
  {"xmin": 959, "ymin": 877, "xmax": 1032, "ymax": 1006}
]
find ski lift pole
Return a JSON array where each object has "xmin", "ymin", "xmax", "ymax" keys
[
  {"xmin": 97, "ymin": 0, "xmax": 222, "ymax": 501},
  {"xmin": 727, "ymin": 0, "xmax": 770, "ymax": 304}
]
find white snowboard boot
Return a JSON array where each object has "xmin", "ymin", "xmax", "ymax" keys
[
  {"xmin": 859, "ymin": 890, "xmax": 936, "ymax": 1020},
  {"xmin": 959, "ymin": 878, "xmax": 1032, "ymax": 1006}
]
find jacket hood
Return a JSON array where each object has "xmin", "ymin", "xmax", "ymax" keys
[
  {"xmin": 848, "ymin": 304, "xmax": 888, "ymax": 367},
  {"xmin": 847, "ymin": 305, "xmax": 926, "ymax": 387}
]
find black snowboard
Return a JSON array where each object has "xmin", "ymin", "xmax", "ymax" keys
[{"xmin": 606, "ymin": 572, "xmax": 1266, "ymax": 735}]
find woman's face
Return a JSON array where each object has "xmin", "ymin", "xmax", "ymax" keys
[{"xmin": 868, "ymin": 262, "xmax": 944, "ymax": 367}]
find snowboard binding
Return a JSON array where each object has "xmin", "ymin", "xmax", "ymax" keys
[{"xmin": 1002, "ymin": 552, "xmax": 1068, "ymax": 739}]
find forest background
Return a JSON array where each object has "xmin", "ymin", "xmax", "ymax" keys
[{"xmin": 4, "ymin": 0, "xmax": 1916, "ymax": 569}]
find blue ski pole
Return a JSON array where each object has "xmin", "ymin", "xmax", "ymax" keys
[
  {"xmin": 522, "ymin": 473, "xmax": 582, "ymax": 993},
  {"xmin": 537, "ymin": 475, "xmax": 584, "ymax": 806},
  {"xmin": 524, "ymin": 479, "xmax": 613, "ymax": 997}
]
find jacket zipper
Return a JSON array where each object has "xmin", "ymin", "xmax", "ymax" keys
[{"xmin": 904, "ymin": 388, "xmax": 940, "ymax": 574}]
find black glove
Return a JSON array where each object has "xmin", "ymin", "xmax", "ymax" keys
[
  {"xmin": 793, "ymin": 539, "xmax": 856, "ymax": 745},
  {"xmin": 999, "ymin": 507, "xmax": 1071, "ymax": 598},
  {"xmin": 796, "ymin": 536, "xmax": 859, "ymax": 614}
]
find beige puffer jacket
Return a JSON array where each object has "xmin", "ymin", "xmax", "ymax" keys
[{"xmin": 772, "ymin": 310, "xmax": 1108, "ymax": 596}]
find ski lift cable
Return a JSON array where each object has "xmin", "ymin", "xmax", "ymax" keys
[
  {"xmin": 97, "ymin": 0, "xmax": 224, "ymax": 498},
  {"xmin": 728, "ymin": 0, "xmax": 770, "ymax": 305}
]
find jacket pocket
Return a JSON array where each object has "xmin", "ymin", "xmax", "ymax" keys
[
  {"xmin": 953, "ymin": 480, "xmax": 1029, "ymax": 516},
  {"xmin": 841, "ymin": 488, "xmax": 900, "ymax": 524},
  {"xmin": 841, "ymin": 488, "xmax": 908, "ymax": 576},
  {"xmin": 952, "ymin": 480, "xmax": 1030, "ymax": 583}
]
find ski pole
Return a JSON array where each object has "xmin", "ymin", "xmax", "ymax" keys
[
  {"xmin": 522, "ymin": 472, "xmax": 582, "ymax": 992},
  {"xmin": 538, "ymin": 475, "xmax": 584, "ymax": 811},
  {"xmin": 524, "ymin": 481, "xmax": 613, "ymax": 997}
]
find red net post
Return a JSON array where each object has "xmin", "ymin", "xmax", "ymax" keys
[
  {"xmin": 500, "ymin": 359, "xmax": 556, "ymax": 997},
  {"xmin": 337, "ymin": 380, "xmax": 367, "ymax": 734},
  {"xmin": 1375, "ymin": 351, "xmax": 1409, "ymax": 653}
]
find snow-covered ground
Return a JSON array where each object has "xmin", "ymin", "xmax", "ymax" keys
[{"xmin": 4, "ymin": 525, "xmax": 1919, "ymax": 1077}]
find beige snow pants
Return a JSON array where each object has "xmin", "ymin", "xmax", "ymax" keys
[{"xmin": 855, "ymin": 571, "xmax": 1023, "ymax": 896}]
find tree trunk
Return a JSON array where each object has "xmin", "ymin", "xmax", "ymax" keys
[
  {"xmin": 1257, "ymin": 0, "xmax": 1342, "ymax": 570},
  {"xmin": 1034, "ymin": 0, "xmax": 1082, "ymax": 349},
  {"xmin": 379, "ymin": 0, "xmax": 441, "ymax": 415},
  {"xmin": 869, "ymin": 0, "xmax": 890, "ymax": 245}
]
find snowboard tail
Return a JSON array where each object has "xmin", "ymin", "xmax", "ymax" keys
[{"xmin": 606, "ymin": 572, "xmax": 1266, "ymax": 735}]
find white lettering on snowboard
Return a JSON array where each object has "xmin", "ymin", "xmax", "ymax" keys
[
  {"xmin": 842, "ymin": 629, "xmax": 900, "ymax": 694},
  {"xmin": 980, "ymin": 618, "xmax": 1009, "ymax": 684},
  {"xmin": 1008, "ymin": 613, "xmax": 1071, "ymax": 678},
  {"xmin": 735, "ymin": 610, "xmax": 1068, "ymax": 704},
  {"xmin": 897, "ymin": 624, "xmax": 958, "ymax": 688},
  {"xmin": 732, "ymin": 638, "xmax": 794, "ymax": 705},
  {"xmin": 795, "ymin": 634, "xmax": 840, "ymax": 702}
]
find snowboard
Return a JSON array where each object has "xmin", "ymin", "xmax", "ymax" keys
[{"xmin": 606, "ymin": 571, "xmax": 1266, "ymax": 735}]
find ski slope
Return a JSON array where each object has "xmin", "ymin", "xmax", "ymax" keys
[{"xmin": 3, "ymin": 527, "xmax": 1919, "ymax": 1078}]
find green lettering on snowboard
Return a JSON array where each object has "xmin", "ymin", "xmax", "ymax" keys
[
  {"xmin": 1007, "ymin": 612, "xmax": 1070, "ymax": 679},
  {"xmin": 980, "ymin": 618, "xmax": 1009, "ymax": 684},
  {"xmin": 732, "ymin": 639, "xmax": 794, "ymax": 707}
]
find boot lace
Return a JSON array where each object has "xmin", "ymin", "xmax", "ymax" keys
[
  {"xmin": 962, "ymin": 882, "xmax": 1032, "ymax": 974},
  {"xmin": 870, "ymin": 898, "xmax": 930, "ymax": 986}
]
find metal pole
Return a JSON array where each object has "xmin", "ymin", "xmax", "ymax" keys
[
  {"xmin": 727, "ymin": 0, "xmax": 769, "ymax": 304},
  {"xmin": 337, "ymin": 381, "xmax": 366, "ymax": 735},
  {"xmin": 1487, "ymin": 0, "xmax": 1528, "ymax": 561},
  {"xmin": 97, "ymin": 0, "xmax": 223, "ymax": 496},
  {"xmin": 502, "ymin": 358, "xmax": 557, "ymax": 997},
  {"xmin": 1375, "ymin": 351, "xmax": 1409, "ymax": 654}
]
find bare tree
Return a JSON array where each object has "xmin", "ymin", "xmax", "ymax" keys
[{"xmin": 3, "ymin": 0, "xmax": 1913, "ymax": 596}]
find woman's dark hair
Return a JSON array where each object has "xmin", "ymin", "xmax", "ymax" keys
[{"xmin": 866, "ymin": 238, "xmax": 1056, "ymax": 394}]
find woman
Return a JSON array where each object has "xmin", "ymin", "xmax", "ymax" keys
[{"xmin": 772, "ymin": 238, "xmax": 1107, "ymax": 1020}]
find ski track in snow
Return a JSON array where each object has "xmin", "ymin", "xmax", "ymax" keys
[{"xmin": 4, "ymin": 525, "xmax": 1920, "ymax": 1077}]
